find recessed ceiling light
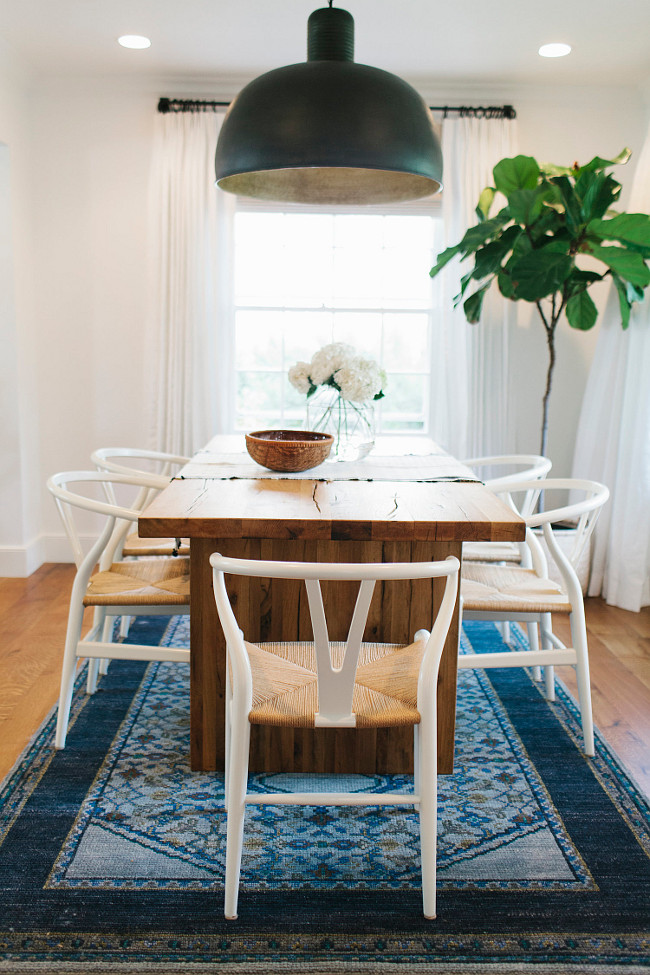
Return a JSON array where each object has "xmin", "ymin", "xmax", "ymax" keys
[
  {"xmin": 538, "ymin": 42, "xmax": 572, "ymax": 58},
  {"xmin": 118, "ymin": 35, "xmax": 151, "ymax": 50}
]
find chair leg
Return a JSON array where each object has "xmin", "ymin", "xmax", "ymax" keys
[
  {"xmin": 224, "ymin": 675, "xmax": 233, "ymax": 812},
  {"xmin": 55, "ymin": 604, "xmax": 85, "ymax": 749},
  {"xmin": 224, "ymin": 715, "xmax": 250, "ymax": 920},
  {"xmin": 86, "ymin": 658, "xmax": 99, "ymax": 694},
  {"xmin": 526, "ymin": 621, "xmax": 542, "ymax": 682},
  {"xmin": 497, "ymin": 620, "xmax": 511, "ymax": 643},
  {"xmin": 418, "ymin": 714, "xmax": 438, "ymax": 920},
  {"xmin": 539, "ymin": 613, "xmax": 555, "ymax": 701},
  {"xmin": 88, "ymin": 609, "xmax": 119, "ymax": 692},
  {"xmin": 570, "ymin": 611, "xmax": 595, "ymax": 756},
  {"xmin": 119, "ymin": 615, "xmax": 132, "ymax": 639},
  {"xmin": 86, "ymin": 609, "xmax": 107, "ymax": 695},
  {"xmin": 413, "ymin": 724, "xmax": 420, "ymax": 811},
  {"xmin": 97, "ymin": 612, "xmax": 116, "ymax": 679}
]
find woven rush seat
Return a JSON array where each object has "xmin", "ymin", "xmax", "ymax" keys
[
  {"xmin": 463, "ymin": 541, "xmax": 523, "ymax": 563},
  {"xmin": 121, "ymin": 532, "xmax": 190, "ymax": 557},
  {"xmin": 84, "ymin": 557, "xmax": 190, "ymax": 606},
  {"xmin": 461, "ymin": 563, "xmax": 571, "ymax": 614},
  {"xmin": 244, "ymin": 639, "xmax": 424, "ymax": 728}
]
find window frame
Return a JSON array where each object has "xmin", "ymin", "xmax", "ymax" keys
[{"xmin": 231, "ymin": 193, "xmax": 444, "ymax": 438}]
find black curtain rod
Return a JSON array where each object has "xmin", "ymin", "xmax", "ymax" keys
[{"xmin": 157, "ymin": 96, "xmax": 516, "ymax": 119}]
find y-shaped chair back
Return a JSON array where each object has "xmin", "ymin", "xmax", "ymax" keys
[{"xmin": 211, "ymin": 553, "xmax": 460, "ymax": 921}]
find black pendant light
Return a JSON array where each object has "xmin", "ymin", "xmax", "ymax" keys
[{"xmin": 215, "ymin": 3, "xmax": 443, "ymax": 204}]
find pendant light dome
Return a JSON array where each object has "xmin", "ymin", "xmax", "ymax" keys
[{"xmin": 215, "ymin": 4, "xmax": 443, "ymax": 204}]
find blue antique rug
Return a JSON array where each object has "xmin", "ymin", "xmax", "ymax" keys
[{"xmin": 1, "ymin": 617, "xmax": 649, "ymax": 973}]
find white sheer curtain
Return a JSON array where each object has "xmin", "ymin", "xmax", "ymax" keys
[
  {"xmin": 146, "ymin": 110, "xmax": 235, "ymax": 456},
  {"xmin": 572, "ymin": 127, "xmax": 650, "ymax": 612},
  {"xmin": 430, "ymin": 115, "xmax": 518, "ymax": 458}
]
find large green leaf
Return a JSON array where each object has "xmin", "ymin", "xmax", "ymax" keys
[
  {"xmin": 587, "ymin": 243, "xmax": 650, "ymax": 287},
  {"xmin": 529, "ymin": 206, "xmax": 564, "ymax": 240},
  {"xmin": 471, "ymin": 226, "xmax": 522, "ymax": 280},
  {"xmin": 611, "ymin": 272, "xmax": 632, "ymax": 330},
  {"xmin": 497, "ymin": 270, "xmax": 515, "ymax": 299},
  {"xmin": 540, "ymin": 162, "xmax": 576, "ymax": 177},
  {"xmin": 541, "ymin": 179, "xmax": 564, "ymax": 204},
  {"xmin": 463, "ymin": 285, "xmax": 489, "ymax": 323},
  {"xmin": 577, "ymin": 171, "xmax": 621, "ymax": 222},
  {"xmin": 626, "ymin": 280, "xmax": 646, "ymax": 302},
  {"xmin": 493, "ymin": 155, "xmax": 540, "ymax": 196},
  {"xmin": 566, "ymin": 268, "xmax": 604, "ymax": 295},
  {"xmin": 588, "ymin": 212, "xmax": 650, "ymax": 250},
  {"xmin": 550, "ymin": 175, "xmax": 583, "ymax": 235},
  {"xmin": 509, "ymin": 243, "xmax": 573, "ymax": 301},
  {"xmin": 578, "ymin": 148, "xmax": 631, "ymax": 173},
  {"xmin": 566, "ymin": 290, "xmax": 598, "ymax": 330},
  {"xmin": 507, "ymin": 188, "xmax": 546, "ymax": 226},
  {"xmin": 454, "ymin": 269, "xmax": 476, "ymax": 305},
  {"xmin": 476, "ymin": 186, "xmax": 496, "ymax": 221},
  {"xmin": 507, "ymin": 230, "xmax": 534, "ymax": 263},
  {"xmin": 460, "ymin": 215, "xmax": 510, "ymax": 254},
  {"xmin": 429, "ymin": 244, "xmax": 461, "ymax": 279}
]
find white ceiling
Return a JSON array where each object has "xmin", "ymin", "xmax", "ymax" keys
[{"xmin": 1, "ymin": 0, "xmax": 649, "ymax": 90}]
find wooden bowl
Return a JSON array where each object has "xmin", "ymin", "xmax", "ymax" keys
[{"xmin": 245, "ymin": 430, "xmax": 334, "ymax": 472}]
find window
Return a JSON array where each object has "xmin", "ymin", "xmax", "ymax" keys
[{"xmin": 233, "ymin": 200, "xmax": 443, "ymax": 436}]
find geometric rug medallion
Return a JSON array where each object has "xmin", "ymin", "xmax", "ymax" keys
[{"xmin": 1, "ymin": 616, "xmax": 649, "ymax": 972}]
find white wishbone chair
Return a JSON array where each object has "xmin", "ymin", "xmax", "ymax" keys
[
  {"xmin": 90, "ymin": 448, "xmax": 191, "ymax": 674},
  {"xmin": 211, "ymin": 553, "xmax": 460, "ymax": 921},
  {"xmin": 459, "ymin": 477, "xmax": 609, "ymax": 756},
  {"xmin": 47, "ymin": 470, "xmax": 191, "ymax": 749}
]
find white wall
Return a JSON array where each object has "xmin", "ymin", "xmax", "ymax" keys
[
  {"xmin": 1, "ymin": 71, "xmax": 648, "ymax": 573},
  {"xmin": 0, "ymin": 49, "xmax": 43, "ymax": 574},
  {"xmin": 29, "ymin": 80, "xmax": 157, "ymax": 559}
]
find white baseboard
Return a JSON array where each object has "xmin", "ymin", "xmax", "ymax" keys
[
  {"xmin": 0, "ymin": 533, "xmax": 82, "ymax": 577},
  {"xmin": 0, "ymin": 539, "xmax": 44, "ymax": 577}
]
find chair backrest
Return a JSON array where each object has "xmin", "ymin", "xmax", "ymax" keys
[
  {"xmin": 91, "ymin": 448, "xmax": 190, "ymax": 510},
  {"xmin": 495, "ymin": 477, "xmax": 609, "ymax": 593},
  {"xmin": 92, "ymin": 448, "xmax": 190, "ymax": 561},
  {"xmin": 91, "ymin": 447, "xmax": 190, "ymax": 481},
  {"xmin": 211, "ymin": 554, "xmax": 460, "ymax": 728},
  {"xmin": 463, "ymin": 454, "xmax": 552, "ymax": 517},
  {"xmin": 47, "ymin": 470, "xmax": 163, "ymax": 572}
]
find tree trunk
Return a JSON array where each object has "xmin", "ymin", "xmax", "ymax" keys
[{"xmin": 538, "ymin": 306, "xmax": 559, "ymax": 458}]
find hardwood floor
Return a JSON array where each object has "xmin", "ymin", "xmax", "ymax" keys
[{"xmin": 0, "ymin": 563, "xmax": 649, "ymax": 797}]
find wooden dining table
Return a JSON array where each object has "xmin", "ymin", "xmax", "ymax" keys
[{"xmin": 138, "ymin": 435, "xmax": 525, "ymax": 775}]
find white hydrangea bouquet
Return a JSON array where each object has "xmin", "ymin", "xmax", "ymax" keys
[{"xmin": 288, "ymin": 343, "xmax": 386, "ymax": 461}]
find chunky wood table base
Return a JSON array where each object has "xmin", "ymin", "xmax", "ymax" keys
[
  {"xmin": 190, "ymin": 537, "xmax": 462, "ymax": 774},
  {"xmin": 140, "ymin": 437, "xmax": 525, "ymax": 775}
]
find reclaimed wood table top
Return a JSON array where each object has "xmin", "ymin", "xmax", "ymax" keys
[{"xmin": 139, "ymin": 435, "xmax": 526, "ymax": 544}]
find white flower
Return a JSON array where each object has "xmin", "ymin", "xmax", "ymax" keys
[
  {"xmin": 288, "ymin": 361, "xmax": 312, "ymax": 395},
  {"xmin": 288, "ymin": 342, "xmax": 385, "ymax": 405},
  {"xmin": 308, "ymin": 342, "xmax": 355, "ymax": 385},
  {"xmin": 335, "ymin": 356, "xmax": 383, "ymax": 402}
]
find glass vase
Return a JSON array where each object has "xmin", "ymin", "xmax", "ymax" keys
[{"xmin": 306, "ymin": 386, "xmax": 375, "ymax": 462}]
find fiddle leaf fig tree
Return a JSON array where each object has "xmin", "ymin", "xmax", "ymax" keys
[{"xmin": 430, "ymin": 149, "xmax": 650, "ymax": 455}]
